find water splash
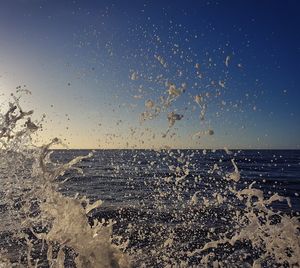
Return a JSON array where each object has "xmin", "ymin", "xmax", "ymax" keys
[
  {"xmin": 0, "ymin": 93, "xmax": 130, "ymax": 267},
  {"xmin": 0, "ymin": 92, "xmax": 299, "ymax": 267}
]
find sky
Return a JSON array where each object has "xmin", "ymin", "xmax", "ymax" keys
[{"xmin": 0, "ymin": 0, "xmax": 299, "ymax": 149}]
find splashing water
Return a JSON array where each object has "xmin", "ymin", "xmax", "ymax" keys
[
  {"xmin": 0, "ymin": 93, "xmax": 299, "ymax": 267},
  {"xmin": 0, "ymin": 93, "xmax": 129, "ymax": 267},
  {"xmin": 0, "ymin": 65, "xmax": 299, "ymax": 268}
]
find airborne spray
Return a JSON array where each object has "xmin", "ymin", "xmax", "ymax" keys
[
  {"xmin": 0, "ymin": 90, "xmax": 299, "ymax": 267},
  {"xmin": 0, "ymin": 3, "xmax": 299, "ymax": 268}
]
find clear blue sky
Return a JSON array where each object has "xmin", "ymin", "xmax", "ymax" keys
[{"xmin": 0, "ymin": 0, "xmax": 299, "ymax": 149}]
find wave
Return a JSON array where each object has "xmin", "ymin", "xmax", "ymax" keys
[{"xmin": 0, "ymin": 93, "xmax": 299, "ymax": 267}]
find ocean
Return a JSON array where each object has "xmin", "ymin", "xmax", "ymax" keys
[
  {"xmin": 1, "ymin": 148, "xmax": 298, "ymax": 267},
  {"xmin": 54, "ymin": 149, "xmax": 300, "ymax": 212}
]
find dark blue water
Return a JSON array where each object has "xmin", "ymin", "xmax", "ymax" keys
[
  {"xmin": 50, "ymin": 149, "xmax": 300, "ymax": 266},
  {"xmin": 1, "ymin": 149, "xmax": 299, "ymax": 267},
  {"xmin": 53, "ymin": 149, "xmax": 300, "ymax": 212}
]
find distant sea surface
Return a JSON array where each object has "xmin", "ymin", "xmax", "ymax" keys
[{"xmin": 53, "ymin": 149, "xmax": 300, "ymax": 212}]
